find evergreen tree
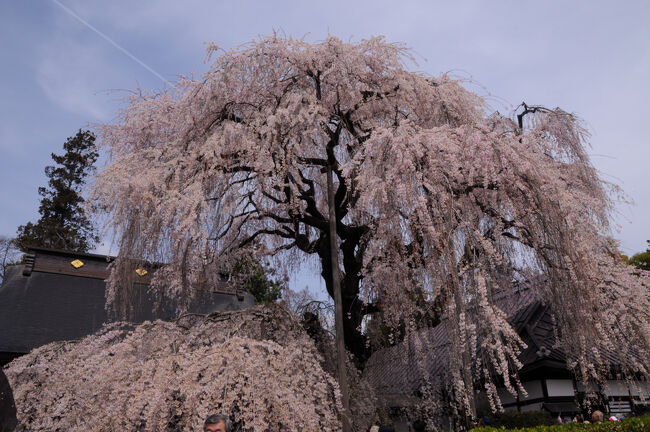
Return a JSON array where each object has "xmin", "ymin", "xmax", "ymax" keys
[
  {"xmin": 232, "ymin": 255, "xmax": 285, "ymax": 304},
  {"xmin": 628, "ymin": 240, "xmax": 650, "ymax": 271},
  {"xmin": 16, "ymin": 130, "xmax": 99, "ymax": 252}
]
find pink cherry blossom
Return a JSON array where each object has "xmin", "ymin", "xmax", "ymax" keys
[{"xmin": 87, "ymin": 35, "xmax": 650, "ymax": 416}]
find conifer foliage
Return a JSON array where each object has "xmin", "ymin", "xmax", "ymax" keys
[
  {"xmin": 232, "ymin": 255, "xmax": 285, "ymax": 304},
  {"xmin": 628, "ymin": 241, "xmax": 650, "ymax": 271},
  {"xmin": 16, "ymin": 130, "xmax": 99, "ymax": 252}
]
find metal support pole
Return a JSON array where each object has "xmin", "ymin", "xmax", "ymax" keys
[{"xmin": 327, "ymin": 163, "xmax": 351, "ymax": 432}]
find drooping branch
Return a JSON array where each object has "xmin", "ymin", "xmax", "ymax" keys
[
  {"xmin": 516, "ymin": 102, "xmax": 552, "ymax": 130},
  {"xmin": 91, "ymin": 36, "xmax": 650, "ymax": 419}
]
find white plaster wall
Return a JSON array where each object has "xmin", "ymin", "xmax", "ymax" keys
[
  {"xmin": 605, "ymin": 380, "xmax": 630, "ymax": 397},
  {"xmin": 546, "ymin": 379, "xmax": 575, "ymax": 397},
  {"xmin": 629, "ymin": 381, "xmax": 650, "ymax": 398},
  {"xmin": 576, "ymin": 382, "xmax": 597, "ymax": 392}
]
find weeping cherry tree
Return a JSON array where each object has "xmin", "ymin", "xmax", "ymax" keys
[{"xmin": 91, "ymin": 35, "xmax": 650, "ymax": 415}]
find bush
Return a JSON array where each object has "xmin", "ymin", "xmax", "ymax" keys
[
  {"xmin": 490, "ymin": 411, "xmax": 555, "ymax": 428},
  {"xmin": 481, "ymin": 413, "xmax": 650, "ymax": 432},
  {"xmin": 5, "ymin": 305, "xmax": 344, "ymax": 431}
]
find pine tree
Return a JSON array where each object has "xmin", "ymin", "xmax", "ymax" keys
[
  {"xmin": 16, "ymin": 130, "xmax": 99, "ymax": 252},
  {"xmin": 232, "ymin": 255, "xmax": 285, "ymax": 304}
]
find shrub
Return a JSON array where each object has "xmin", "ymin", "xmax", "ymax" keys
[
  {"xmin": 5, "ymin": 305, "xmax": 344, "ymax": 431},
  {"xmin": 481, "ymin": 413, "xmax": 650, "ymax": 432},
  {"xmin": 490, "ymin": 410, "xmax": 555, "ymax": 428}
]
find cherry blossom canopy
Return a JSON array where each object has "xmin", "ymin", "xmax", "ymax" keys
[{"xmin": 91, "ymin": 35, "xmax": 650, "ymax": 413}]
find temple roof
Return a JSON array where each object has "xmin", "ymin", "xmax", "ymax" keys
[
  {"xmin": 363, "ymin": 288, "xmax": 552, "ymax": 400},
  {"xmin": 0, "ymin": 247, "xmax": 253, "ymax": 358}
]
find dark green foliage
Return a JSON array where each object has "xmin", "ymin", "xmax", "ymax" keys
[
  {"xmin": 479, "ymin": 414, "xmax": 650, "ymax": 432},
  {"xmin": 232, "ymin": 256, "xmax": 284, "ymax": 304},
  {"xmin": 488, "ymin": 411, "xmax": 555, "ymax": 428},
  {"xmin": 628, "ymin": 241, "xmax": 650, "ymax": 271},
  {"xmin": 16, "ymin": 130, "xmax": 99, "ymax": 252}
]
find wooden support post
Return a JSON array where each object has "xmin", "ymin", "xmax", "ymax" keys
[{"xmin": 327, "ymin": 163, "xmax": 351, "ymax": 432}]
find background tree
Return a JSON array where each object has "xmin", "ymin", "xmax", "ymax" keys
[
  {"xmin": 232, "ymin": 255, "xmax": 285, "ymax": 304},
  {"xmin": 0, "ymin": 236, "xmax": 20, "ymax": 286},
  {"xmin": 16, "ymin": 130, "xmax": 99, "ymax": 252},
  {"xmin": 627, "ymin": 240, "xmax": 650, "ymax": 271},
  {"xmin": 91, "ymin": 36, "xmax": 650, "ymax": 415}
]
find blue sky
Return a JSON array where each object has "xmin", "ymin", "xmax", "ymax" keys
[{"xmin": 1, "ymin": 1, "xmax": 649, "ymax": 292}]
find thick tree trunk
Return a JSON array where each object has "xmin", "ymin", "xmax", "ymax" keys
[
  {"xmin": 318, "ymin": 237, "xmax": 369, "ymax": 366},
  {"xmin": 326, "ymin": 163, "xmax": 351, "ymax": 432}
]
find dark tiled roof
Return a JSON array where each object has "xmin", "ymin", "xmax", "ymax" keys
[
  {"xmin": 365, "ymin": 283, "xmax": 644, "ymax": 404},
  {"xmin": 364, "ymin": 321, "xmax": 452, "ymax": 397},
  {"xmin": 510, "ymin": 302, "xmax": 565, "ymax": 366},
  {"xmin": 0, "ymin": 248, "xmax": 254, "ymax": 357},
  {"xmin": 363, "ymin": 288, "xmax": 545, "ymax": 398}
]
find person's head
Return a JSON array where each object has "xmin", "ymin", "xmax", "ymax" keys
[
  {"xmin": 204, "ymin": 413, "xmax": 231, "ymax": 432},
  {"xmin": 412, "ymin": 419, "xmax": 426, "ymax": 432},
  {"xmin": 592, "ymin": 410, "xmax": 604, "ymax": 423}
]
